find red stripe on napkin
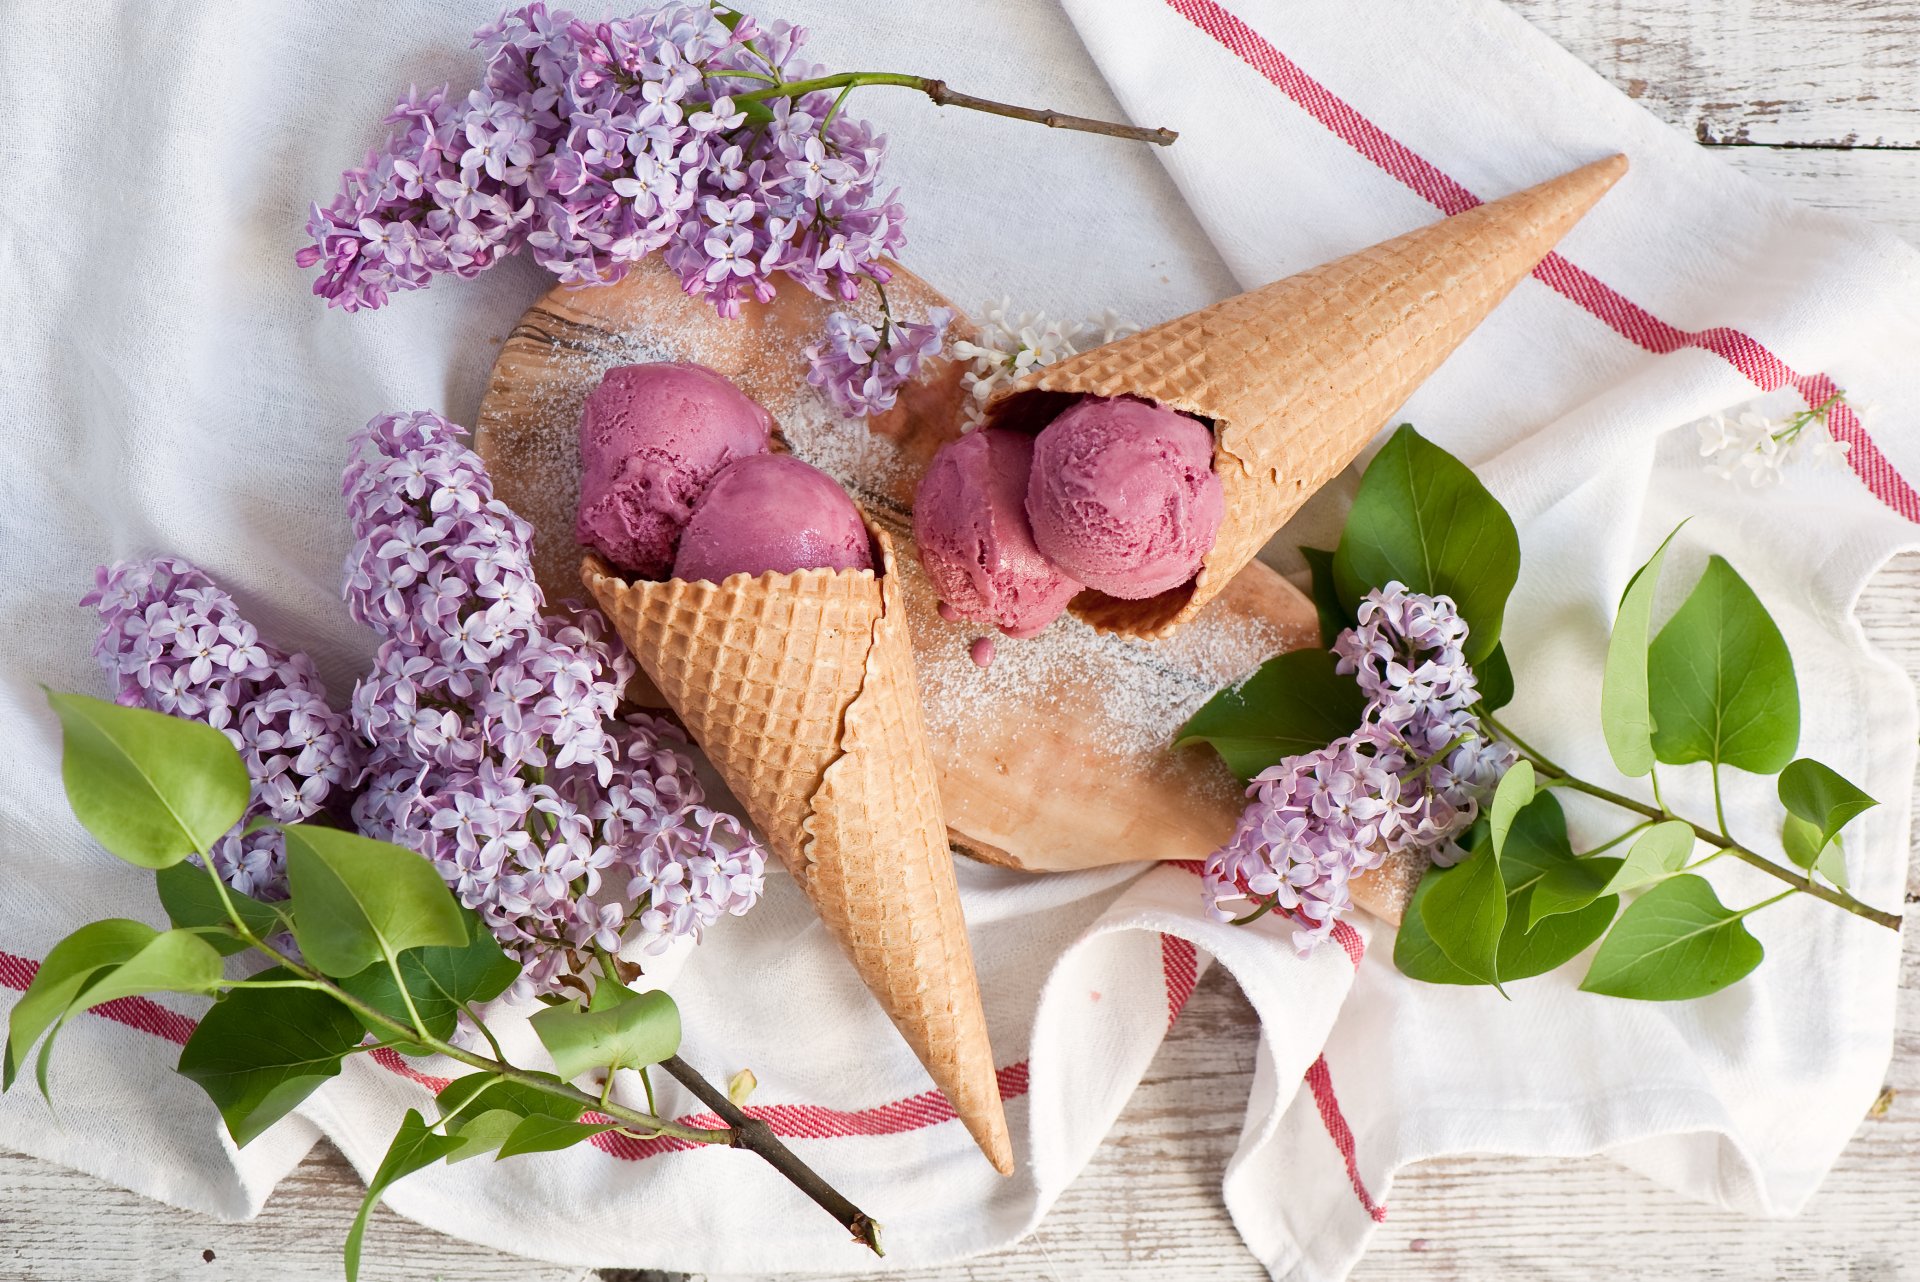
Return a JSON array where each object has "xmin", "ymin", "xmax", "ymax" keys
[
  {"xmin": 1307, "ymin": 1053, "xmax": 1388, "ymax": 1222},
  {"xmin": 1164, "ymin": 0, "xmax": 1920, "ymax": 523},
  {"xmin": 0, "ymin": 950, "xmax": 196, "ymax": 1047},
  {"xmin": 1163, "ymin": 934, "xmax": 1200, "ymax": 1027}
]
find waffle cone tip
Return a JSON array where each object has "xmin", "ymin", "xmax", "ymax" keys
[
  {"xmin": 985, "ymin": 153, "xmax": 1628, "ymax": 641},
  {"xmin": 581, "ymin": 527, "xmax": 1014, "ymax": 1173}
]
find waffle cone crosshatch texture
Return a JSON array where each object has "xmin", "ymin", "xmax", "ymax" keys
[
  {"xmin": 582, "ymin": 524, "xmax": 1015, "ymax": 1174},
  {"xmin": 986, "ymin": 153, "xmax": 1630, "ymax": 639}
]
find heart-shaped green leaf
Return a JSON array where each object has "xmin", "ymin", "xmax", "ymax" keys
[
  {"xmin": 530, "ymin": 985, "xmax": 681, "ymax": 1081},
  {"xmin": 1601, "ymin": 821, "xmax": 1696, "ymax": 894},
  {"xmin": 1174, "ymin": 649, "xmax": 1367, "ymax": 781},
  {"xmin": 1777, "ymin": 758, "xmax": 1876, "ymax": 855},
  {"xmin": 345, "ymin": 1110, "xmax": 464, "ymax": 1281},
  {"xmin": 1528, "ymin": 856, "xmax": 1625, "ymax": 928},
  {"xmin": 1417, "ymin": 843, "xmax": 1507, "ymax": 987},
  {"xmin": 1300, "ymin": 546, "xmax": 1353, "ymax": 648},
  {"xmin": 1487, "ymin": 761, "xmax": 1537, "ymax": 860},
  {"xmin": 443, "ymin": 1108, "xmax": 528, "ymax": 1163},
  {"xmin": 1580, "ymin": 875, "xmax": 1764, "ymax": 1000},
  {"xmin": 1333, "ymin": 424, "xmax": 1520, "ymax": 664},
  {"xmin": 283, "ymin": 825, "xmax": 466, "ymax": 978},
  {"xmin": 177, "ymin": 968, "xmax": 367, "ymax": 1145},
  {"xmin": 68, "ymin": 929, "xmax": 223, "ymax": 1011},
  {"xmin": 1781, "ymin": 812, "xmax": 1825, "ymax": 869},
  {"xmin": 1475, "ymin": 643, "xmax": 1514, "ymax": 714},
  {"xmin": 1648, "ymin": 557, "xmax": 1799, "ymax": 773},
  {"xmin": 47, "ymin": 693, "xmax": 250, "ymax": 868},
  {"xmin": 1600, "ymin": 524, "xmax": 1684, "ymax": 778},
  {"xmin": 1815, "ymin": 836, "xmax": 1850, "ymax": 890},
  {"xmin": 1399, "ymin": 794, "xmax": 1619, "ymax": 987},
  {"xmin": 5, "ymin": 919, "xmax": 157, "ymax": 1091},
  {"xmin": 154, "ymin": 862, "xmax": 287, "ymax": 955},
  {"xmin": 495, "ymin": 1113, "xmax": 619, "ymax": 1160},
  {"xmin": 339, "ymin": 914, "xmax": 520, "ymax": 1052}
]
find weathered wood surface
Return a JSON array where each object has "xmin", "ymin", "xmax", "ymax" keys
[{"xmin": 4, "ymin": 3, "xmax": 1918, "ymax": 1280}]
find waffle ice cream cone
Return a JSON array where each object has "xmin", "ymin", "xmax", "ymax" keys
[
  {"xmin": 986, "ymin": 154, "xmax": 1628, "ymax": 639},
  {"xmin": 581, "ymin": 523, "xmax": 1014, "ymax": 1175}
]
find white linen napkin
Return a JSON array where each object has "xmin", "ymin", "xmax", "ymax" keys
[{"xmin": 0, "ymin": 1, "xmax": 1912, "ymax": 1278}]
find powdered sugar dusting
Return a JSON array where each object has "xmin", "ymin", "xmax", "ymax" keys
[{"xmin": 903, "ymin": 561, "xmax": 1278, "ymax": 766}]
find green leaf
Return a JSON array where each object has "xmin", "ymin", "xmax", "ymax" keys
[
  {"xmin": 1781, "ymin": 812, "xmax": 1826, "ymax": 870},
  {"xmin": 1495, "ymin": 795, "xmax": 1618, "ymax": 981},
  {"xmin": 154, "ymin": 862, "xmax": 286, "ymax": 955},
  {"xmin": 1815, "ymin": 836, "xmax": 1850, "ymax": 890},
  {"xmin": 1174, "ymin": 649, "xmax": 1368, "ymax": 781},
  {"xmin": 1332, "ymin": 424, "xmax": 1520, "ymax": 664},
  {"xmin": 530, "ymin": 986, "xmax": 681, "ymax": 1081},
  {"xmin": 1603, "ymin": 820, "xmax": 1696, "ymax": 894},
  {"xmin": 1580, "ymin": 874, "xmax": 1764, "ymax": 1000},
  {"xmin": 1487, "ymin": 761, "xmax": 1537, "ymax": 860},
  {"xmin": 177, "ymin": 969, "xmax": 367, "ymax": 1146},
  {"xmin": 1397, "ymin": 795, "xmax": 1618, "ymax": 986},
  {"xmin": 1601, "ymin": 523, "xmax": 1684, "ymax": 778},
  {"xmin": 282, "ymin": 825, "xmax": 466, "ymax": 978},
  {"xmin": 69, "ymin": 929, "xmax": 223, "ymax": 1011},
  {"xmin": 1300, "ymin": 546, "xmax": 1352, "ymax": 648},
  {"xmin": 1418, "ymin": 845, "xmax": 1506, "ymax": 986},
  {"xmin": 338, "ymin": 914, "xmax": 519, "ymax": 1052},
  {"xmin": 1647, "ymin": 557, "xmax": 1799, "ymax": 773},
  {"xmin": 443, "ymin": 1108, "xmax": 528, "ymax": 1163},
  {"xmin": 1393, "ymin": 873, "xmax": 1478, "ymax": 984},
  {"xmin": 4, "ymin": 919, "xmax": 157, "ymax": 1091},
  {"xmin": 437, "ymin": 1072, "xmax": 582, "ymax": 1123},
  {"xmin": 1777, "ymin": 758, "xmax": 1877, "ymax": 852},
  {"xmin": 1502, "ymin": 888, "xmax": 1619, "ymax": 980},
  {"xmin": 1528, "ymin": 856, "xmax": 1625, "ymax": 928},
  {"xmin": 345, "ymin": 1110, "xmax": 464, "ymax": 1282},
  {"xmin": 1476, "ymin": 643, "xmax": 1514, "ymax": 714},
  {"xmin": 495, "ymin": 1113, "xmax": 618, "ymax": 1160},
  {"xmin": 47, "ymin": 692, "xmax": 250, "ymax": 868}
]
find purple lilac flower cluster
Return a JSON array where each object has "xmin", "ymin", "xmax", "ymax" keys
[
  {"xmin": 343, "ymin": 410, "xmax": 765, "ymax": 993},
  {"xmin": 298, "ymin": 4, "xmax": 945, "ymax": 415},
  {"xmin": 1203, "ymin": 583, "xmax": 1516, "ymax": 954},
  {"xmin": 82, "ymin": 559, "xmax": 360, "ymax": 899},
  {"xmin": 804, "ymin": 304, "xmax": 954, "ymax": 418}
]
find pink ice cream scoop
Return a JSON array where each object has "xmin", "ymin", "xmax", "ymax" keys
[
  {"xmin": 913, "ymin": 428, "xmax": 1083, "ymax": 638},
  {"xmin": 672, "ymin": 453, "xmax": 875, "ymax": 583},
  {"xmin": 575, "ymin": 363, "xmax": 774, "ymax": 578},
  {"xmin": 1024, "ymin": 396, "xmax": 1223, "ymax": 600}
]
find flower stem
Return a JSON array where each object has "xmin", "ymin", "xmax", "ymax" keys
[
  {"xmin": 216, "ymin": 923, "xmax": 881, "ymax": 1248},
  {"xmin": 659, "ymin": 1054, "xmax": 885, "ymax": 1256},
  {"xmin": 1484, "ymin": 716, "xmax": 1900, "ymax": 930},
  {"xmin": 733, "ymin": 72, "xmax": 1178, "ymax": 147}
]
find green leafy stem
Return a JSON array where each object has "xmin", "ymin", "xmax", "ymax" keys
[
  {"xmin": 195, "ymin": 864, "xmax": 882, "ymax": 1256},
  {"xmin": 9, "ymin": 694, "xmax": 883, "ymax": 1278},
  {"xmin": 1484, "ymin": 715, "xmax": 1899, "ymax": 931},
  {"xmin": 1179, "ymin": 424, "xmax": 1899, "ymax": 1003}
]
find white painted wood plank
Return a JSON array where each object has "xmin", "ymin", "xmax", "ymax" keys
[
  {"xmin": 1718, "ymin": 148, "xmax": 1920, "ymax": 248},
  {"xmin": 1504, "ymin": 0, "xmax": 1920, "ymax": 148}
]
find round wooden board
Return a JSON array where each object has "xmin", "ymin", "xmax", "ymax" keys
[{"xmin": 472, "ymin": 259, "xmax": 1418, "ymax": 920}]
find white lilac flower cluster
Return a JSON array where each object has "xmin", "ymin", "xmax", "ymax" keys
[
  {"xmin": 82, "ymin": 559, "xmax": 361, "ymax": 899},
  {"xmin": 1202, "ymin": 583, "xmax": 1515, "ymax": 955},
  {"xmin": 1694, "ymin": 390, "xmax": 1855, "ymax": 487},
  {"xmin": 299, "ymin": 3, "xmax": 947, "ymax": 418},
  {"xmin": 949, "ymin": 299, "xmax": 1140, "ymax": 426},
  {"xmin": 343, "ymin": 410, "xmax": 765, "ymax": 993}
]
